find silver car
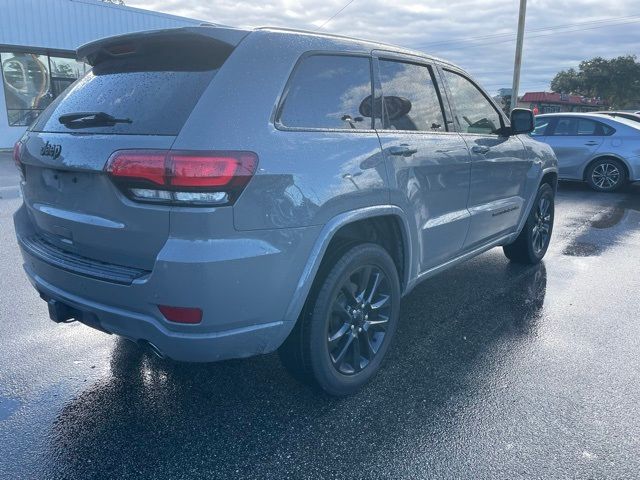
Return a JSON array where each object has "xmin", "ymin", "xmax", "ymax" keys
[
  {"xmin": 13, "ymin": 26, "xmax": 557, "ymax": 395},
  {"xmin": 532, "ymin": 112, "xmax": 640, "ymax": 191}
]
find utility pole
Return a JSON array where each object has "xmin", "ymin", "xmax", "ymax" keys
[{"xmin": 510, "ymin": 0, "xmax": 527, "ymax": 112}]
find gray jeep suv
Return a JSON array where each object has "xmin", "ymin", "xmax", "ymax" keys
[{"xmin": 13, "ymin": 26, "xmax": 558, "ymax": 395}]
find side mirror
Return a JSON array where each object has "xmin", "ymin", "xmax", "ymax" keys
[{"xmin": 510, "ymin": 108, "xmax": 534, "ymax": 135}]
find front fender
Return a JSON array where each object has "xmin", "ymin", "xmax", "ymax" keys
[{"xmin": 510, "ymin": 165, "xmax": 558, "ymax": 242}]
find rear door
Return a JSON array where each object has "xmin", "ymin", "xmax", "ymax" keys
[
  {"xmin": 19, "ymin": 31, "xmax": 233, "ymax": 269},
  {"xmin": 542, "ymin": 116, "xmax": 605, "ymax": 179},
  {"xmin": 440, "ymin": 68, "xmax": 531, "ymax": 248},
  {"xmin": 373, "ymin": 52, "xmax": 471, "ymax": 271}
]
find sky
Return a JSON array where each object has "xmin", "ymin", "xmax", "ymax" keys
[{"xmin": 127, "ymin": 0, "xmax": 640, "ymax": 95}]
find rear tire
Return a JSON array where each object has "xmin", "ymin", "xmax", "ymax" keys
[
  {"xmin": 503, "ymin": 183, "xmax": 554, "ymax": 264},
  {"xmin": 585, "ymin": 158, "xmax": 627, "ymax": 192},
  {"xmin": 279, "ymin": 243, "xmax": 401, "ymax": 396}
]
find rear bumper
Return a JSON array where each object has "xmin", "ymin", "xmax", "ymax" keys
[
  {"xmin": 14, "ymin": 204, "xmax": 320, "ymax": 362},
  {"xmin": 27, "ymin": 268, "xmax": 286, "ymax": 361},
  {"xmin": 628, "ymin": 156, "xmax": 640, "ymax": 182}
]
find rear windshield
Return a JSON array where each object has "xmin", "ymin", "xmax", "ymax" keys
[{"xmin": 32, "ymin": 38, "xmax": 226, "ymax": 135}]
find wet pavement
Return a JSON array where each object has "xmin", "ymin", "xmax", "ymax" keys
[{"xmin": 1, "ymin": 155, "xmax": 639, "ymax": 478}]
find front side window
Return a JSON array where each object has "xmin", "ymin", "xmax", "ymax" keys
[
  {"xmin": 443, "ymin": 69, "xmax": 502, "ymax": 135},
  {"xmin": 532, "ymin": 118, "xmax": 550, "ymax": 136},
  {"xmin": 552, "ymin": 117, "xmax": 576, "ymax": 135},
  {"xmin": 278, "ymin": 55, "xmax": 372, "ymax": 130},
  {"xmin": 377, "ymin": 59, "xmax": 445, "ymax": 132}
]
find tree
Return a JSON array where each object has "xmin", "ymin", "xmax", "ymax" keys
[{"xmin": 550, "ymin": 55, "xmax": 640, "ymax": 109}]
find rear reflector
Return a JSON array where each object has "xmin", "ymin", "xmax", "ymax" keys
[
  {"xmin": 105, "ymin": 150, "xmax": 258, "ymax": 206},
  {"xmin": 158, "ymin": 305, "xmax": 203, "ymax": 324}
]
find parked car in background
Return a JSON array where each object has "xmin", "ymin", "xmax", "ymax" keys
[
  {"xmin": 13, "ymin": 26, "xmax": 558, "ymax": 395},
  {"xmin": 532, "ymin": 113, "xmax": 640, "ymax": 192},
  {"xmin": 594, "ymin": 111, "xmax": 640, "ymax": 124}
]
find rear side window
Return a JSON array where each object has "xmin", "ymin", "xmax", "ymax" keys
[
  {"xmin": 578, "ymin": 119, "xmax": 614, "ymax": 136},
  {"xmin": 278, "ymin": 55, "xmax": 373, "ymax": 130},
  {"xmin": 32, "ymin": 38, "xmax": 228, "ymax": 135},
  {"xmin": 378, "ymin": 60, "xmax": 445, "ymax": 132},
  {"xmin": 443, "ymin": 69, "xmax": 502, "ymax": 135},
  {"xmin": 550, "ymin": 118, "xmax": 614, "ymax": 136}
]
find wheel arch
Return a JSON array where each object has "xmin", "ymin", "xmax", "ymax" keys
[
  {"xmin": 582, "ymin": 154, "xmax": 630, "ymax": 181},
  {"xmin": 541, "ymin": 170, "xmax": 558, "ymax": 192},
  {"xmin": 282, "ymin": 206, "xmax": 413, "ymax": 326},
  {"xmin": 511, "ymin": 166, "xmax": 558, "ymax": 242}
]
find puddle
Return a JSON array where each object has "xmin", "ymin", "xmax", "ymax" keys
[
  {"xmin": 563, "ymin": 202, "xmax": 640, "ymax": 257},
  {"xmin": 0, "ymin": 396, "xmax": 21, "ymax": 421},
  {"xmin": 563, "ymin": 242, "xmax": 605, "ymax": 257},
  {"xmin": 589, "ymin": 207, "xmax": 626, "ymax": 229}
]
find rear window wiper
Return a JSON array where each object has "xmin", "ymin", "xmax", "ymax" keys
[{"xmin": 58, "ymin": 112, "xmax": 132, "ymax": 129}]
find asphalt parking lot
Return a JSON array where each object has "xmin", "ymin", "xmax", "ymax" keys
[{"xmin": 1, "ymin": 152, "xmax": 639, "ymax": 479}]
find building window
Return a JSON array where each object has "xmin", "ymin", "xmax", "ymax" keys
[{"xmin": 1, "ymin": 52, "xmax": 88, "ymax": 127}]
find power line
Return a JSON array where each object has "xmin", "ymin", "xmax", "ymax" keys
[
  {"xmin": 414, "ymin": 14, "xmax": 640, "ymax": 50},
  {"xmin": 418, "ymin": 18, "xmax": 640, "ymax": 52},
  {"xmin": 420, "ymin": 13, "xmax": 640, "ymax": 48},
  {"xmin": 318, "ymin": 0, "xmax": 357, "ymax": 29}
]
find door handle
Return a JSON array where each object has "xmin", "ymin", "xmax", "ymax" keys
[
  {"xmin": 471, "ymin": 145, "xmax": 490, "ymax": 155},
  {"xmin": 388, "ymin": 146, "xmax": 418, "ymax": 157},
  {"xmin": 584, "ymin": 141, "xmax": 599, "ymax": 146}
]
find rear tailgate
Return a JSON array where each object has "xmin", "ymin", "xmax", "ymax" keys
[
  {"xmin": 20, "ymin": 133, "xmax": 175, "ymax": 270},
  {"xmin": 18, "ymin": 27, "xmax": 246, "ymax": 272}
]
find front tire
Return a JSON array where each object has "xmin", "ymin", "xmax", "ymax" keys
[
  {"xmin": 586, "ymin": 158, "xmax": 627, "ymax": 192},
  {"xmin": 279, "ymin": 243, "xmax": 401, "ymax": 396},
  {"xmin": 503, "ymin": 183, "xmax": 554, "ymax": 264}
]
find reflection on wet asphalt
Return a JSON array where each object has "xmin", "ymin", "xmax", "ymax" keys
[
  {"xmin": 562, "ymin": 190, "xmax": 640, "ymax": 257},
  {"xmin": 1, "ymin": 182, "xmax": 639, "ymax": 479}
]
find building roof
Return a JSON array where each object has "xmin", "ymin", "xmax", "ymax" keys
[
  {"xmin": 0, "ymin": 0, "xmax": 204, "ymax": 53},
  {"xmin": 520, "ymin": 91, "xmax": 605, "ymax": 106}
]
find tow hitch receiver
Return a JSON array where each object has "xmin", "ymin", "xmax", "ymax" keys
[{"xmin": 47, "ymin": 299, "xmax": 79, "ymax": 323}]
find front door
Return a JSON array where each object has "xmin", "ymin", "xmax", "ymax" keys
[
  {"xmin": 373, "ymin": 54, "xmax": 471, "ymax": 272},
  {"xmin": 440, "ymin": 68, "xmax": 531, "ymax": 249}
]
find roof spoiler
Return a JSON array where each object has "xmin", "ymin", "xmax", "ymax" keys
[{"xmin": 77, "ymin": 26, "xmax": 250, "ymax": 66}]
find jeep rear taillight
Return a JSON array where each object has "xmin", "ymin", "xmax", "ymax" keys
[
  {"xmin": 105, "ymin": 150, "xmax": 258, "ymax": 206},
  {"xmin": 13, "ymin": 141, "xmax": 25, "ymax": 180}
]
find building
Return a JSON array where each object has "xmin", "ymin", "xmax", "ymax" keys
[
  {"xmin": 492, "ymin": 88, "xmax": 513, "ymax": 115},
  {"xmin": 518, "ymin": 91, "xmax": 606, "ymax": 114},
  {"xmin": 0, "ymin": 0, "xmax": 203, "ymax": 148}
]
